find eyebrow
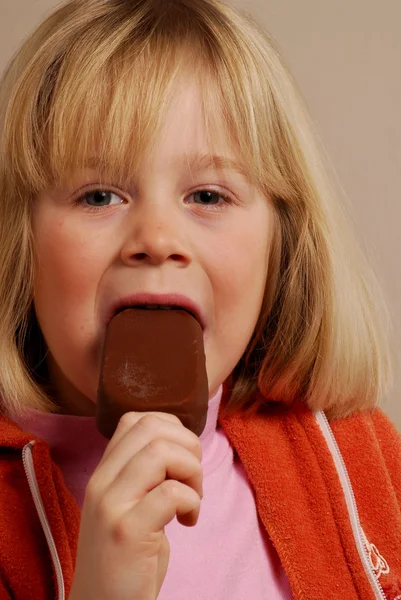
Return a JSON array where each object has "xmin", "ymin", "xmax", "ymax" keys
[
  {"xmin": 84, "ymin": 153, "xmax": 251, "ymax": 181},
  {"xmin": 182, "ymin": 153, "xmax": 251, "ymax": 181}
]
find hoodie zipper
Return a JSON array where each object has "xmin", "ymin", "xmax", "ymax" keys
[
  {"xmin": 22, "ymin": 441, "xmax": 65, "ymax": 600},
  {"xmin": 314, "ymin": 411, "xmax": 387, "ymax": 600}
]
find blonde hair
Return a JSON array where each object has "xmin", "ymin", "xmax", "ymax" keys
[{"xmin": 0, "ymin": 0, "xmax": 394, "ymax": 421}]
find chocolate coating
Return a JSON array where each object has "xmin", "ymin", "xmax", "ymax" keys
[{"xmin": 96, "ymin": 308, "xmax": 209, "ymax": 439}]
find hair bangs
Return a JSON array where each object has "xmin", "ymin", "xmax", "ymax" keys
[{"xmin": 3, "ymin": 0, "xmax": 289, "ymax": 201}]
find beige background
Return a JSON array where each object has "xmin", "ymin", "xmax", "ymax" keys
[{"xmin": 1, "ymin": 0, "xmax": 400, "ymax": 429}]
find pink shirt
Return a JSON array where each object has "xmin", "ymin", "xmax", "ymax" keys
[{"xmin": 14, "ymin": 385, "xmax": 293, "ymax": 599}]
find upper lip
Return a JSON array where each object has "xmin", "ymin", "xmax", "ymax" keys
[{"xmin": 107, "ymin": 293, "xmax": 206, "ymax": 330}]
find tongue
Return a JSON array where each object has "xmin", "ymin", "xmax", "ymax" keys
[{"xmin": 96, "ymin": 307, "xmax": 209, "ymax": 439}]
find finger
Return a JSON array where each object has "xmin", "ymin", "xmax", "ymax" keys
[
  {"xmin": 104, "ymin": 410, "xmax": 184, "ymax": 458},
  {"xmin": 123, "ymin": 479, "xmax": 201, "ymax": 536},
  {"xmin": 103, "ymin": 439, "xmax": 203, "ymax": 507},
  {"xmin": 94, "ymin": 414, "xmax": 202, "ymax": 491}
]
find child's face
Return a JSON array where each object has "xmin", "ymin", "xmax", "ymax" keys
[{"xmin": 32, "ymin": 80, "xmax": 274, "ymax": 415}]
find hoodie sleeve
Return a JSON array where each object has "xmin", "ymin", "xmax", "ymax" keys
[
  {"xmin": 0, "ymin": 575, "xmax": 11, "ymax": 598},
  {"xmin": 371, "ymin": 408, "xmax": 401, "ymax": 506}
]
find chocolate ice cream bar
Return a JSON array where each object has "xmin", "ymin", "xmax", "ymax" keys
[{"xmin": 96, "ymin": 307, "xmax": 209, "ymax": 439}]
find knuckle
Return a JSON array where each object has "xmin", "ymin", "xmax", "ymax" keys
[
  {"xmin": 190, "ymin": 436, "xmax": 202, "ymax": 458},
  {"xmin": 193, "ymin": 460, "xmax": 203, "ymax": 478},
  {"xmin": 136, "ymin": 414, "xmax": 161, "ymax": 432},
  {"xmin": 159, "ymin": 479, "xmax": 180, "ymax": 502},
  {"xmin": 110, "ymin": 516, "xmax": 130, "ymax": 545},
  {"xmin": 146, "ymin": 438, "xmax": 170, "ymax": 458},
  {"xmin": 166, "ymin": 413, "xmax": 182, "ymax": 426},
  {"xmin": 118, "ymin": 411, "xmax": 138, "ymax": 429}
]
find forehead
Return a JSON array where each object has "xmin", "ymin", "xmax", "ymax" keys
[
  {"xmin": 123, "ymin": 81, "xmax": 248, "ymax": 179},
  {"xmin": 51, "ymin": 75, "xmax": 254, "ymax": 188},
  {"xmin": 143, "ymin": 80, "xmax": 237, "ymax": 163},
  {"xmin": 22, "ymin": 35, "xmax": 263, "ymax": 196}
]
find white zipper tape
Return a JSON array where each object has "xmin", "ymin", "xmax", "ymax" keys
[
  {"xmin": 22, "ymin": 441, "xmax": 65, "ymax": 600},
  {"xmin": 314, "ymin": 410, "xmax": 387, "ymax": 599}
]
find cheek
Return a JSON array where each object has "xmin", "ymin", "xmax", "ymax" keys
[
  {"xmin": 204, "ymin": 207, "xmax": 272, "ymax": 358},
  {"xmin": 33, "ymin": 218, "xmax": 105, "ymax": 322},
  {"xmin": 210, "ymin": 214, "xmax": 271, "ymax": 303},
  {"xmin": 202, "ymin": 212, "xmax": 272, "ymax": 392}
]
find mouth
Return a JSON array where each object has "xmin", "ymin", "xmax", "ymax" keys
[
  {"xmin": 117, "ymin": 304, "xmax": 197, "ymax": 320},
  {"xmin": 108, "ymin": 294, "xmax": 205, "ymax": 330}
]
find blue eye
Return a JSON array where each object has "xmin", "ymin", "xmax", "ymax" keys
[
  {"xmin": 190, "ymin": 190, "xmax": 233, "ymax": 209},
  {"xmin": 193, "ymin": 190, "xmax": 221, "ymax": 205},
  {"xmin": 81, "ymin": 190, "xmax": 123, "ymax": 207}
]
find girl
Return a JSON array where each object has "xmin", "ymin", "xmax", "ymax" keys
[{"xmin": 0, "ymin": 0, "xmax": 400, "ymax": 598}]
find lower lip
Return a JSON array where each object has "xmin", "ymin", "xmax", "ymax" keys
[{"xmin": 109, "ymin": 306, "xmax": 206, "ymax": 331}]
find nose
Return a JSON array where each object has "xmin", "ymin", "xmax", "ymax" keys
[{"xmin": 120, "ymin": 202, "xmax": 191, "ymax": 267}]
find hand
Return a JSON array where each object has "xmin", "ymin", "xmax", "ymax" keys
[{"xmin": 68, "ymin": 411, "xmax": 203, "ymax": 600}]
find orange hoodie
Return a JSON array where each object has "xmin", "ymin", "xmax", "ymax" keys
[{"xmin": 0, "ymin": 388, "xmax": 400, "ymax": 600}]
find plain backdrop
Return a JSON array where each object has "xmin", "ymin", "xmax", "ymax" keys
[{"xmin": 0, "ymin": 0, "xmax": 400, "ymax": 430}]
